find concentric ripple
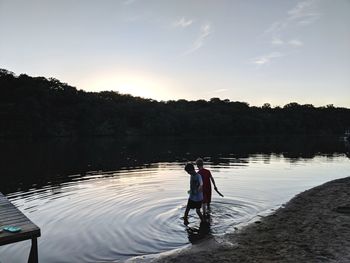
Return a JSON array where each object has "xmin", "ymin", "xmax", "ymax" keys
[{"xmin": 1, "ymin": 156, "xmax": 349, "ymax": 262}]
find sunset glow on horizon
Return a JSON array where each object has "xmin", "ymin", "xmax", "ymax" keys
[
  {"xmin": 1, "ymin": 0, "xmax": 349, "ymax": 107},
  {"xmin": 80, "ymin": 70, "xmax": 173, "ymax": 100}
]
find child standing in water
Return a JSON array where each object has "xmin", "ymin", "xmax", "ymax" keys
[
  {"xmin": 196, "ymin": 158, "xmax": 218, "ymax": 215},
  {"xmin": 183, "ymin": 163, "xmax": 204, "ymax": 225}
]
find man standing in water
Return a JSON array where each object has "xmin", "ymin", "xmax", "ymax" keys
[
  {"xmin": 196, "ymin": 158, "xmax": 218, "ymax": 215},
  {"xmin": 183, "ymin": 163, "xmax": 204, "ymax": 225}
]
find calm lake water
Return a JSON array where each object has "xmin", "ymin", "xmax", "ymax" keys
[{"xmin": 0, "ymin": 136, "xmax": 349, "ymax": 262}]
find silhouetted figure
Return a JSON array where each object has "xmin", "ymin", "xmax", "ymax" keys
[
  {"xmin": 183, "ymin": 163, "xmax": 204, "ymax": 225},
  {"xmin": 196, "ymin": 158, "xmax": 220, "ymax": 215}
]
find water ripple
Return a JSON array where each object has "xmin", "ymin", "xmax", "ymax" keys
[{"xmin": 2, "ymin": 156, "xmax": 348, "ymax": 262}]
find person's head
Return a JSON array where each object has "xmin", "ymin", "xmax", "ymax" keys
[
  {"xmin": 184, "ymin": 163, "xmax": 195, "ymax": 174},
  {"xmin": 195, "ymin": 158, "xmax": 204, "ymax": 168}
]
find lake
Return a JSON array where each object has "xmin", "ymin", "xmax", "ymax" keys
[{"xmin": 0, "ymin": 136, "xmax": 349, "ymax": 262}]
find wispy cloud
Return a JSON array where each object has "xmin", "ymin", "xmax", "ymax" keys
[
  {"xmin": 251, "ymin": 52, "xmax": 284, "ymax": 66},
  {"xmin": 265, "ymin": 0, "xmax": 321, "ymax": 35},
  {"xmin": 123, "ymin": 0, "xmax": 136, "ymax": 5},
  {"xmin": 271, "ymin": 38, "xmax": 303, "ymax": 47},
  {"xmin": 287, "ymin": 0, "xmax": 322, "ymax": 25},
  {"xmin": 288, "ymin": 39, "xmax": 303, "ymax": 47},
  {"xmin": 265, "ymin": 21, "xmax": 287, "ymax": 34},
  {"xmin": 173, "ymin": 17, "xmax": 194, "ymax": 28},
  {"xmin": 271, "ymin": 37, "xmax": 284, "ymax": 46},
  {"xmin": 258, "ymin": 1, "xmax": 315, "ymax": 66},
  {"xmin": 213, "ymin": 89, "xmax": 228, "ymax": 93},
  {"xmin": 184, "ymin": 23, "xmax": 213, "ymax": 55}
]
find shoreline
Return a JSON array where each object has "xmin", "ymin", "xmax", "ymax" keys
[{"xmin": 151, "ymin": 176, "xmax": 350, "ymax": 263}]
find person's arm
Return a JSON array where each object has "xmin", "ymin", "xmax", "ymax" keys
[
  {"xmin": 198, "ymin": 174, "xmax": 203, "ymax": 192},
  {"xmin": 210, "ymin": 172, "xmax": 217, "ymax": 190},
  {"xmin": 210, "ymin": 172, "xmax": 224, "ymax": 197}
]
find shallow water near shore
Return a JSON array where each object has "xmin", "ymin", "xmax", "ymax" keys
[{"xmin": 0, "ymin": 136, "xmax": 349, "ymax": 262}]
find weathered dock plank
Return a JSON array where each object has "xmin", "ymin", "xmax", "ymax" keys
[{"xmin": 0, "ymin": 192, "xmax": 41, "ymax": 262}]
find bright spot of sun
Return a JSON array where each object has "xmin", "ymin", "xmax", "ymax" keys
[
  {"xmin": 84, "ymin": 70, "xmax": 171, "ymax": 100},
  {"xmin": 117, "ymin": 77, "xmax": 155, "ymax": 98}
]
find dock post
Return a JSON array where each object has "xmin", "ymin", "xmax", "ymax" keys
[{"xmin": 28, "ymin": 238, "xmax": 38, "ymax": 263}]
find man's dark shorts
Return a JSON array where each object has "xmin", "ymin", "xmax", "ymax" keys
[{"xmin": 187, "ymin": 199, "xmax": 202, "ymax": 209}]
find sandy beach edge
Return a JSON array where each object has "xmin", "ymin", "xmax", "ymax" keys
[{"xmin": 144, "ymin": 176, "xmax": 350, "ymax": 263}]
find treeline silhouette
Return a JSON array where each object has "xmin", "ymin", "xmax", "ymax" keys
[{"xmin": 1, "ymin": 68, "xmax": 350, "ymax": 137}]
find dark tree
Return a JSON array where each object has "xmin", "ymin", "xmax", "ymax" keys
[{"xmin": 1, "ymin": 69, "xmax": 350, "ymax": 138}]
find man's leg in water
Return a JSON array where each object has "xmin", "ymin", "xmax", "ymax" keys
[
  {"xmin": 202, "ymin": 203, "xmax": 207, "ymax": 215},
  {"xmin": 183, "ymin": 205, "xmax": 190, "ymax": 225},
  {"xmin": 196, "ymin": 208, "xmax": 204, "ymax": 222}
]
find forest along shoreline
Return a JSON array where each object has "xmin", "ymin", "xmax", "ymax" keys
[
  {"xmin": 153, "ymin": 176, "xmax": 350, "ymax": 263},
  {"xmin": 1, "ymin": 69, "xmax": 350, "ymax": 138}
]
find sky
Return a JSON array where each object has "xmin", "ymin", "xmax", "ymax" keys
[{"xmin": 0, "ymin": 0, "xmax": 349, "ymax": 107}]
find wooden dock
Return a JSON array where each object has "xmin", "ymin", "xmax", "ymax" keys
[{"xmin": 0, "ymin": 192, "xmax": 41, "ymax": 263}]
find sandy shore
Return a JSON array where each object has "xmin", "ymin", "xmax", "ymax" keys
[{"xmin": 153, "ymin": 177, "xmax": 350, "ymax": 263}]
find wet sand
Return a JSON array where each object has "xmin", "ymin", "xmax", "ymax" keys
[{"xmin": 153, "ymin": 177, "xmax": 350, "ymax": 263}]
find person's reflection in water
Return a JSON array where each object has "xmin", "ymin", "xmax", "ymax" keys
[
  {"xmin": 186, "ymin": 219, "xmax": 211, "ymax": 244},
  {"xmin": 345, "ymin": 141, "xmax": 350, "ymax": 159}
]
